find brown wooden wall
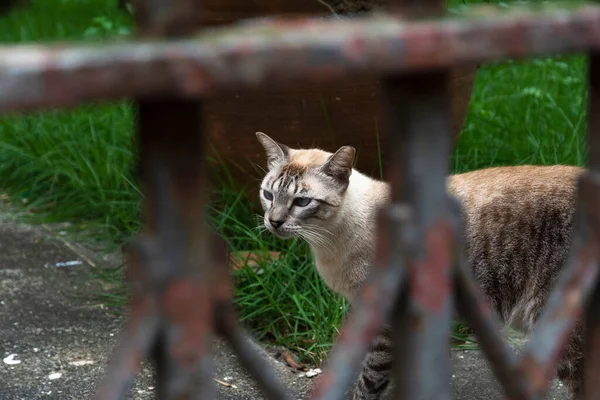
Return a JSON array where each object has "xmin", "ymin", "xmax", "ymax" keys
[{"xmin": 189, "ymin": 0, "xmax": 477, "ymax": 199}]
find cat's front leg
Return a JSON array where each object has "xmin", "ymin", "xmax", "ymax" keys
[
  {"xmin": 555, "ymin": 323, "xmax": 584, "ymax": 400},
  {"xmin": 353, "ymin": 324, "xmax": 394, "ymax": 400}
]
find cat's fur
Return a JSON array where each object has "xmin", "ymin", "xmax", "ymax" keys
[{"xmin": 256, "ymin": 131, "xmax": 585, "ymax": 399}]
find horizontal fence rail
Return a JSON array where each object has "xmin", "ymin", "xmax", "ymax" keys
[
  {"xmin": 0, "ymin": 3, "xmax": 600, "ymax": 112},
  {"xmin": 2, "ymin": 0, "xmax": 600, "ymax": 399}
]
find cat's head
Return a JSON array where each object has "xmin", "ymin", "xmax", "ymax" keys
[{"xmin": 256, "ymin": 132, "xmax": 356, "ymax": 239}]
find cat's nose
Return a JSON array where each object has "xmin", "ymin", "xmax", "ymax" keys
[{"xmin": 269, "ymin": 219, "xmax": 285, "ymax": 229}]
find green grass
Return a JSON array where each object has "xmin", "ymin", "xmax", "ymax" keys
[
  {"xmin": 455, "ymin": 56, "xmax": 587, "ymax": 171},
  {"xmin": 0, "ymin": 0, "xmax": 589, "ymax": 364}
]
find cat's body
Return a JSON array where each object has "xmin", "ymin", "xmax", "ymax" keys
[
  {"xmin": 451, "ymin": 166, "xmax": 580, "ymax": 332},
  {"xmin": 256, "ymin": 132, "xmax": 584, "ymax": 399},
  {"xmin": 310, "ymin": 167, "xmax": 387, "ymax": 300}
]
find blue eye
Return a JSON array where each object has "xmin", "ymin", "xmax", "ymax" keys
[
  {"xmin": 293, "ymin": 197, "xmax": 312, "ymax": 207},
  {"xmin": 263, "ymin": 190, "xmax": 273, "ymax": 201}
]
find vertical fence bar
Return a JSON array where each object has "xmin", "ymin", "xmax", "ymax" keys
[
  {"xmin": 138, "ymin": 100, "xmax": 216, "ymax": 400},
  {"xmin": 384, "ymin": 3, "xmax": 454, "ymax": 400},
  {"xmin": 383, "ymin": 70, "xmax": 454, "ymax": 399},
  {"xmin": 584, "ymin": 52, "xmax": 600, "ymax": 400},
  {"xmin": 132, "ymin": 0, "xmax": 215, "ymax": 398}
]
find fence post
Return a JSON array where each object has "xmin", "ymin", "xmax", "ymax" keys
[
  {"xmin": 583, "ymin": 52, "xmax": 600, "ymax": 400},
  {"xmin": 384, "ymin": 72, "xmax": 454, "ymax": 400}
]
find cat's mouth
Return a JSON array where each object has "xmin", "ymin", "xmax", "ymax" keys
[{"xmin": 265, "ymin": 225, "xmax": 298, "ymax": 239}]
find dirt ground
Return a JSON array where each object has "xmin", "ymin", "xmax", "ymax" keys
[{"xmin": 0, "ymin": 216, "xmax": 571, "ymax": 399}]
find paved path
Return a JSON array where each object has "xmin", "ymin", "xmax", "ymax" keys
[{"xmin": 0, "ymin": 218, "xmax": 571, "ymax": 399}]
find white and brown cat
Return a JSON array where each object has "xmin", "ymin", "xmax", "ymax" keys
[{"xmin": 256, "ymin": 131, "xmax": 583, "ymax": 399}]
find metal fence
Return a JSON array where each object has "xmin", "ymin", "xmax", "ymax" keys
[{"xmin": 2, "ymin": 0, "xmax": 600, "ymax": 399}]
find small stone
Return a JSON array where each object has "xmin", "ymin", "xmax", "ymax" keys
[
  {"xmin": 305, "ymin": 368, "xmax": 322, "ymax": 378},
  {"xmin": 69, "ymin": 360, "xmax": 94, "ymax": 366},
  {"xmin": 3, "ymin": 354, "xmax": 21, "ymax": 365},
  {"xmin": 48, "ymin": 372, "xmax": 62, "ymax": 380}
]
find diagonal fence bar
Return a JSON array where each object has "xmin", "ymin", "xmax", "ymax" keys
[
  {"xmin": 215, "ymin": 306, "xmax": 293, "ymax": 400},
  {"xmin": 92, "ymin": 262, "xmax": 161, "ymax": 400}
]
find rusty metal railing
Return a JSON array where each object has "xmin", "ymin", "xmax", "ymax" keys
[{"xmin": 2, "ymin": 0, "xmax": 600, "ymax": 399}]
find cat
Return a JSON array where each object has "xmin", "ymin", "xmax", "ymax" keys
[{"xmin": 255, "ymin": 131, "xmax": 584, "ymax": 399}]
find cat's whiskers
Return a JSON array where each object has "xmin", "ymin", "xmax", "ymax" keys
[
  {"xmin": 252, "ymin": 223, "xmax": 269, "ymax": 235},
  {"xmin": 252, "ymin": 213, "xmax": 265, "ymax": 221},
  {"xmin": 303, "ymin": 223, "xmax": 335, "ymax": 237},
  {"xmin": 252, "ymin": 162, "xmax": 267, "ymax": 174},
  {"xmin": 300, "ymin": 229, "xmax": 336, "ymax": 256},
  {"xmin": 302, "ymin": 225, "xmax": 336, "ymax": 249},
  {"xmin": 252, "ymin": 214, "xmax": 267, "ymax": 234},
  {"xmin": 304, "ymin": 230, "xmax": 335, "ymax": 249},
  {"xmin": 299, "ymin": 231, "xmax": 329, "ymax": 254}
]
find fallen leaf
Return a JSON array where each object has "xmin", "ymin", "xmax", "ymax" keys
[
  {"xmin": 282, "ymin": 351, "xmax": 304, "ymax": 370},
  {"xmin": 213, "ymin": 378, "xmax": 238, "ymax": 389}
]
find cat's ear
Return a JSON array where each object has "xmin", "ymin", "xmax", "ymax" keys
[
  {"xmin": 256, "ymin": 132, "xmax": 290, "ymax": 169},
  {"xmin": 321, "ymin": 145, "xmax": 355, "ymax": 183}
]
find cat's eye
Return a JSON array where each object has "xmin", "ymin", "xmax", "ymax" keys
[
  {"xmin": 263, "ymin": 190, "xmax": 273, "ymax": 201},
  {"xmin": 293, "ymin": 197, "xmax": 312, "ymax": 207}
]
